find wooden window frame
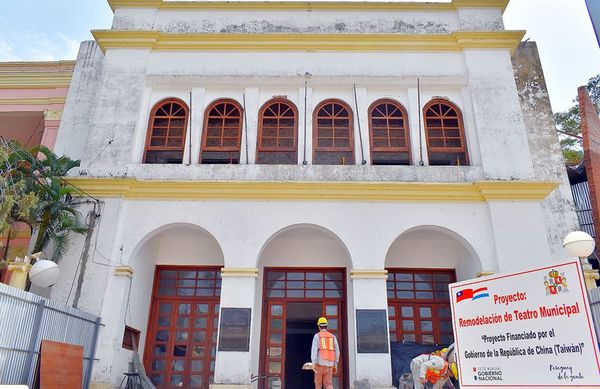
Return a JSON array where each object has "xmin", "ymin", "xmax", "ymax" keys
[
  {"xmin": 386, "ymin": 268, "xmax": 456, "ymax": 345},
  {"xmin": 423, "ymin": 99, "xmax": 469, "ymax": 166},
  {"xmin": 143, "ymin": 98, "xmax": 190, "ymax": 164},
  {"xmin": 257, "ymin": 98, "xmax": 299, "ymax": 153},
  {"xmin": 368, "ymin": 98, "xmax": 411, "ymax": 164},
  {"xmin": 312, "ymin": 99, "xmax": 355, "ymax": 163},
  {"xmin": 200, "ymin": 98, "xmax": 244, "ymax": 163}
]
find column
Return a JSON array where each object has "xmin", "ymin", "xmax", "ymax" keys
[
  {"xmin": 190, "ymin": 87, "xmax": 207, "ymax": 164},
  {"xmin": 350, "ymin": 269, "xmax": 395, "ymax": 389},
  {"xmin": 299, "ymin": 86, "xmax": 313, "ymax": 165},
  {"xmin": 40, "ymin": 109, "xmax": 62, "ymax": 150},
  {"xmin": 212, "ymin": 267, "xmax": 259, "ymax": 389}
]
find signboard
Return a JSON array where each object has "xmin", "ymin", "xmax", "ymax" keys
[
  {"xmin": 449, "ymin": 260, "xmax": 600, "ymax": 388},
  {"xmin": 218, "ymin": 308, "xmax": 251, "ymax": 352},
  {"xmin": 356, "ymin": 309, "xmax": 389, "ymax": 353}
]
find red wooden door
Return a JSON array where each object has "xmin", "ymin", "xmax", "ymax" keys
[
  {"xmin": 260, "ymin": 268, "xmax": 347, "ymax": 389},
  {"xmin": 145, "ymin": 267, "xmax": 221, "ymax": 389}
]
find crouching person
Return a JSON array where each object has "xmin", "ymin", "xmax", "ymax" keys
[{"xmin": 410, "ymin": 349, "xmax": 452, "ymax": 389}]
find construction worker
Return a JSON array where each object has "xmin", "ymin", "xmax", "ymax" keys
[
  {"xmin": 410, "ymin": 348, "xmax": 452, "ymax": 389},
  {"xmin": 311, "ymin": 317, "xmax": 340, "ymax": 389}
]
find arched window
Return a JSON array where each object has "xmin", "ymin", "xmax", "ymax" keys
[
  {"xmin": 423, "ymin": 99, "xmax": 469, "ymax": 166},
  {"xmin": 368, "ymin": 99, "xmax": 410, "ymax": 165},
  {"xmin": 201, "ymin": 99, "xmax": 243, "ymax": 164},
  {"xmin": 257, "ymin": 99, "xmax": 298, "ymax": 164},
  {"xmin": 144, "ymin": 98, "xmax": 189, "ymax": 164},
  {"xmin": 313, "ymin": 99, "xmax": 354, "ymax": 165}
]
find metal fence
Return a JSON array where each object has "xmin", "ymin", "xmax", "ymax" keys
[
  {"xmin": 0, "ymin": 283, "xmax": 101, "ymax": 389},
  {"xmin": 571, "ymin": 181, "xmax": 596, "ymax": 239}
]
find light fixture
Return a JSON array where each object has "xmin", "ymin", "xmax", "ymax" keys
[
  {"xmin": 29, "ymin": 259, "xmax": 60, "ymax": 288},
  {"xmin": 563, "ymin": 231, "xmax": 596, "ymax": 258}
]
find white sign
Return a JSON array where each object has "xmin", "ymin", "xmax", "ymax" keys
[{"xmin": 449, "ymin": 260, "xmax": 600, "ymax": 388}]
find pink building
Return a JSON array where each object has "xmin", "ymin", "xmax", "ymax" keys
[{"xmin": 0, "ymin": 60, "xmax": 75, "ymax": 278}]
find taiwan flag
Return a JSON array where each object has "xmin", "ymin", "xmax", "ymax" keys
[
  {"xmin": 456, "ymin": 287, "xmax": 489, "ymax": 303},
  {"xmin": 456, "ymin": 289, "xmax": 474, "ymax": 302}
]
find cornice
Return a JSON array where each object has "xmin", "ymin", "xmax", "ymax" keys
[
  {"xmin": 0, "ymin": 97, "xmax": 67, "ymax": 106},
  {"xmin": 65, "ymin": 177, "xmax": 558, "ymax": 202},
  {"xmin": 92, "ymin": 30, "xmax": 525, "ymax": 54},
  {"xmin": 107, "ymin": 0, "xmax": 510, "ymax": 12},
  {"xmin": 0, "ymin": 61, "xmax": 75, "ymax": 90}
]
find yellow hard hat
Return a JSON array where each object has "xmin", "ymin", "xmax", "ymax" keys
[
  {"xmin": 450, "ymin": 362, "xmax": 458, "ymax": 378},
  {"xmin": 317, "ymin": 317, "xmax": 328, "ymax": 326}
]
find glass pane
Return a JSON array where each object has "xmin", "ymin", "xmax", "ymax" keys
[
  {"xmin": 158, "ymin": 317, "xmax": 170, "ymax": 327},
  {"xmin": 421, "ymin": 321, "xmax": 433, "ymax": 332},
  {"xmin": 307, "ymin": 281, "xmax": 324, "ymax": 289},
  {"xmin": 402, "ymin": 320, "xmax": 414, "ymax": 331},
  {"xmin": 437, "ymin": 307, "xmax": 451, "ymax": 318},
  {"xmin": 416, "ymin": 291, "xmax": 434, "ymax": 299},
  {"xmin": 390, "ymin": 333, "xmax": 397, "ymax": 342},
  {"xmin": 325, "ymin": 273, "xmax": 342, "ymax": 280},
  {"xmin": 171, "ymin": 375, "xmax": 185, "ymax": 386},
  {"xmin": 269, "ymin": 347, "xmax": 282, "ymax": 357},
  {"xmin": 194, "ymin": 318, "xmax": 208, "ymax": 328},
  {"xmin": 440, "ymin": 321, "xmax": 453, "ymax": 332},
  {"xmin": 388, "ymin": 306, "xmax": 396, "ymax": 317},
  {"xmin": 268, "ymin": 362, "xmax": 282, "ymax": 373},
  {"xmin": 325, "ymin": 290, "xmax": 342, "ymax": 298},
  {"xmin": 160, "ymin": 270, "xmax": 177, "ymax": 278},
  {"xmin": 179, "ymin": 270, "xmax": 197, "ymax": 278},
  {"xmin": 156, "ymin": 331, "xmax": 169, "ymax": 342},
  {"xmin": 396, "ymin": 282, "xmax": 413, "ymax": 290},
  {"xmin": 419, "ymin": 307, "xmax": 432, "ymax": 318},
  {"xmin": 197, "ymin": 304, "xmax": 209, "ymax": 314},
  {"xmin": 287, "ymin": 281, "xmax": 304, "ymax": 289},
  {"xmin": 404, "ymin": 334, "xmax": 416, "ymax": 342},
  {"xmin": 306, "ymin": 290, "xmax": 324, "ymax": 298},
  {"xmin": 268, "ymin": 272, "xmax": 285, "ymax": 280},
  {"xmin": 388, "ymin": 320, "xmax": 396, "ymax": 330},
  {"xmin": 287, "ymin": 290, "xmax": 304, "ymax": 298},
  {"xmin": 158, "ymin": 288, "xmax": 175, "ymax": 296},
  {"xmin": 194, "ymin": 331, "xmax": 206, "ymax": 343},
  {"xmin": 422, "ymin": 334, "xmax": 435, "ymax": 344},
  {"xmin": 190, "ymin": 375, "xmax": 203, "ymax": 387},
  {"xmin": 151, "ymin": 360, "xmax": 165, "ymax": 371},
  {"xmin": 178, "ymin": 304, "xmax": 191, "ymax": 314},
  {"xmin": 269, "ymin": 290, "xmax": 285, "ymax": 298},
  {"xmin": 173, "ymin": 345, "xmax": 187, "ymax": 357},
  {"xmin": 441, "ymin": 334, "xmax": 455, "ymax": 344},
  {"xmin": 401, "ymin": 307, "xmax": 413, "ymax": 317},
  {"xmin": 154, "ymin": 345, "xmax": 166, "ymax": 356},
  {"xmin": 328, "ymin": 319, "xmax": 338, "ymax": 330},
  {"xmin": 270, "ymin": 333, "xmax": 282, "ymax": 344},
  {"xmin": 287, "ymin": 272, "xmax": 304, "ymax": 280},
  {"xmin": 176, "ymin": 331, "xmax": 188, "ymax": 342},
  {"xmin": 150, "ymin": 374, "xmax": 164, "ymax": 385},
  {"xmin": 326, "ymin": 305, "xmax": 338, "ymax": 316},
  {"xmin": 415, "ymin": 282, "xmax": 432, "ymax": 291},
  {"xmin": 198, "ymin": 271, "xmax": 215, "ymax": 279},
  {"xmin": 191, "ymin": 360, "xmax": 203, "ymax": 371},
  {"xmin": 159, "ymin": 303, "xmax": 172, "ymax": 313},
  {"xmin": 177, "ymin": 318, "xmax": 190, "ymax": 328},
  {"xmin": 271, "ymin": 305, "xmax": 283, "ymax": 316},
  {"xmin": 192, "ymin": 346, "xmax": 205, "ymax": 357},
  {"xmin": 415, "ymin": 274, "xmax": 432, "ymax": 282},
  {"xmin": 172, "ymin": 360, "xmax": 185, "ymax": 372},
  {"xmin": 396, "ymin": 291, "xmax": 414, "ymax": 299},
  {"xmin": 179, "ymin": 279, "xmax": 196, "ymax": 288},
  {"xmin": 178, "ymin": 288, "xmax": 195, "ymax": 296},
  {"xmin": 395, "ymin": 273, "xmax": 412, "ymax": 281},
  {"xmin": 271, "ymin": 319, "xmax": 283, "ymax": 330},
  {"xmin": 307, "ymin": 272, "xmax": 323, "ymax": 280}
]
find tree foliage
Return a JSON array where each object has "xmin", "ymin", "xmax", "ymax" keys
[
  {"xmin": 0, "ymin": 140, "xmax": 88, "ymax": 262},
  {"xmin": 554, "ymin": 74, "xmax": 600, "ymax": 164}
]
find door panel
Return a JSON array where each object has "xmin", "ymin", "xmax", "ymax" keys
[
  {"xmin": 145, "ymin": 267, "xmax": 221, "ymax": 389},
  {"xmin": 260, "ymin": 268, "xmax": 346, "ymax": 389}
]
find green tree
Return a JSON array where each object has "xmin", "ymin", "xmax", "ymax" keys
[
  {"xmin": 554, "ymin": 74, "xmax": 600, "ymax": 164},
  {"xmin": 0, "ymin": 140, "xmax": 88, "ymax": 262}
]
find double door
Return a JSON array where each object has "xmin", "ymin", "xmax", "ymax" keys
[
  {"xmin": 144, "ymin": 266, "xmax": 221, "ymax": 389},
  {"xmin": 260, "ymin": 268, "xmax": 347, "ymax": 389}
]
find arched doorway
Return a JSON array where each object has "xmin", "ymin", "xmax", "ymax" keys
[
  {"xmin": 129, "ymin": 224, "xmax": 225, "ymax": 389},
  {"xmin": 256, "ymin": 224, "xmax": 352, "ymax": 389},
  {"xmin": 385, "ymin": 226, "xmax": 481, "ymax": 346}
]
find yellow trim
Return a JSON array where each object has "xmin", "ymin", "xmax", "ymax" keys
[
  {"xmin": 108, "ymin": 0, "xmax": 510, "ymax": 12},
  {"xmin": 0, "ymin": 73, "xmax": 73, "ymax": 89},
  {"xmin": 476, "ymin": 271, "xmax": 496, "ymax": 278},
  {"xmin": 351, "ymin": 269, "xmax": 388, "ymax": 279},
  {"xmin": 92, "ymin": 30, "xmax": 525, "ymax": 54},
  {"xmin": 115, "ymin": 266, "xmax": 134, "ymax": 277},
  {"xmin": 221, "ymin": 267, "xmax": 259, "ymax": 278},
  {"xmin": 0, "ymin": 97, "xmax": 67, "ymax": 106},
  {"xmin": 65, "ymin": 177, "xmax": 559, "ymax": 202}
]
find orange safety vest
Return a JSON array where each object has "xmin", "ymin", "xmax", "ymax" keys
[
  {"xmin": 317, "ymin": 331, "xmax": 336, "ymax": 362},
  {"xmin": 425, "ymin": 360, "xmax": 449, "ymax": 384}
]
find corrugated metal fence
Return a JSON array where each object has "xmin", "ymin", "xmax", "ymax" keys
[
  {"xmin": 0, "ymin": 283, "xmax": 101, "ymax": 389},
  {"xmin": 571, "ymin": 181, "xmax": 596, "ymax": 239},
  {"xmin": 589, "ymin": 287, "xmax": 600, "ymax": 339}
]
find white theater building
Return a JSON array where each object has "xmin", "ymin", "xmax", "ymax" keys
[{"xmin": 49, "ymin": 0, "xmax": 578, "ymax": 388}]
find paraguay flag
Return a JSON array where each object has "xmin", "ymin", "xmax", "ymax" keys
[{"xmin": 456, "ymin": 287, "xmax": 489, "ymax": 303}]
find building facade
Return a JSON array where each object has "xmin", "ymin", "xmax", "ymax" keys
[
  {"xmin": 0, "ymin": 61, "xmax": 74, "ymax": 278},
  {"xmin": 48, "ymin": 1, "xmax": 578, "ymax": 388}
]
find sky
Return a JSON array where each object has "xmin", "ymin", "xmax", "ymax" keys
[{"xmin": 0, "ymin": 0, "xmax": 598, "ymax": 113}]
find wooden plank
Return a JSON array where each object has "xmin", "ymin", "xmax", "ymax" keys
[{"xmin": 40, "ymin": 340, "xmax": 83, "ymax": 389}]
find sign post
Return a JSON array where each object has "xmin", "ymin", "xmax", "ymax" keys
[{"xmin": 449, "ymin": 260, "xmax": 600, "ymax": 388}]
